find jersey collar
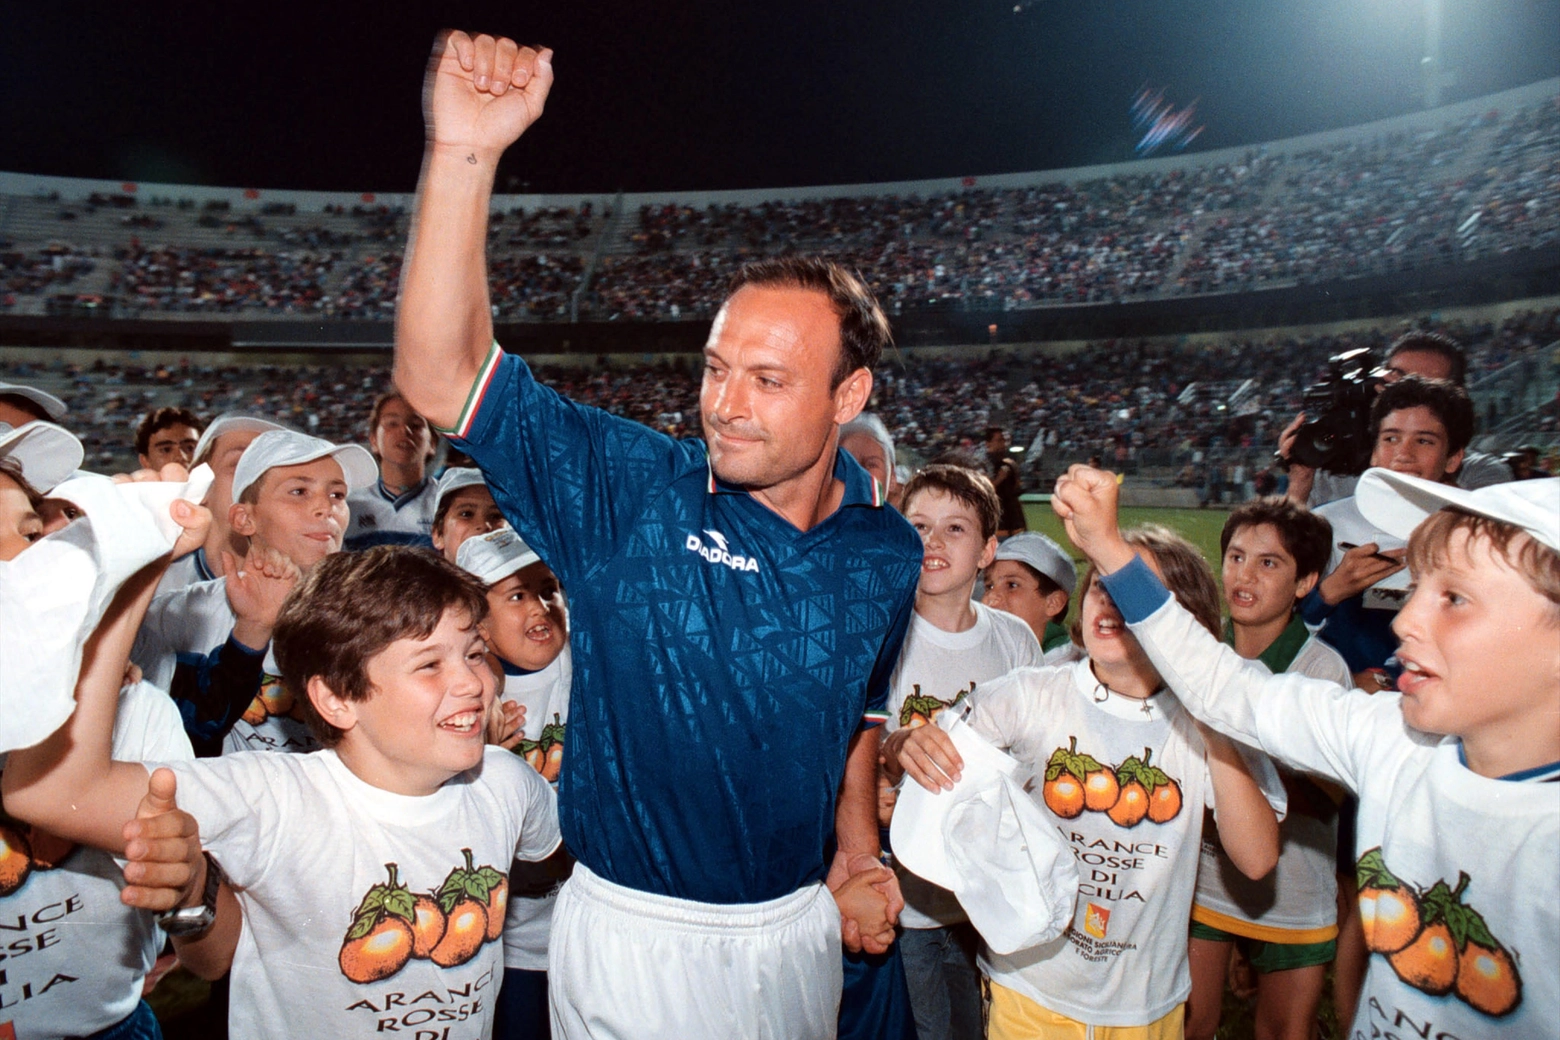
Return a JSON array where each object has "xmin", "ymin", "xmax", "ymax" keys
[
  {"xmin": 377, "ymin": 476, "xmax": 430, "ymax": 509},
  {"xmin": 704, "ymin": 448, "xmax": 884, "ymax": 509}
]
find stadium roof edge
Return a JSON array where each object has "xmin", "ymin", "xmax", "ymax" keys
[{"xmin": 1, "ymin": 76, "xmax": 1555, "ymax": 212}]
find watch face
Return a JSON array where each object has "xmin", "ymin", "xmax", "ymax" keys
[{"xmin": 159, "ymin": 905, "xmax": 217, "ymax": 936}]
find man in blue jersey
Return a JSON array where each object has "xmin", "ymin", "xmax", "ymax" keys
[{"xmin": 394, "ymin": 31, "xmax": 923, "ymax": 1039}]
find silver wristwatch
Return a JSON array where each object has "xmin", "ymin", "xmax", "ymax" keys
[{"xmin": 156, "ymin": 851, "xmax": 223, "ymax": 938}]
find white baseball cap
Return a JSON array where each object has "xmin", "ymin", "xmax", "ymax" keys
[
  {"xmin": 0, "ymin": 381, "xmax": 67, "ymax": 421},
  {"xmin": 456, "ymin": 527, "xmax": 541, "ymax": 586},
  {"xmin": 230, "ymin": 430, "xmax": 377, "ymax": 503},
  {"xmin": 993, "ymin": 532, "xmax": 1077, "ymax": 596},
  {"xmin": 1357, "ymin": 468, "xmax": 1560, "ymax": 552},
  {"xmin": 191, "ymin": 413, "xmax": 287, "ymax": 466},
  {"xmin": 436, "ymin": 467, "xmax": 489, "ymax": 510},
  {"xmin": 0, "ymin": 421, "xmax": 85, "ymax": 493}
]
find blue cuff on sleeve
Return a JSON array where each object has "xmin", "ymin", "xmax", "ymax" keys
[
  {"xmin": 1098, "ymin": 554, "xmax": 1172, "ymax": 623},
  {"xmin": 1297, "ymin": 586, "xmax": 1332, "ymax": 625},
  {"xmin": 227, "ymin": 632, "xmax": 267, "ymax": 658}
]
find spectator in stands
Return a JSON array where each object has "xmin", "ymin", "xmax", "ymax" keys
[
  {"xmin": 135, "ymin": 406, "xmax": 204, "ymax": 471},
  {"xmin": 985, "ymin": 426, "xmax": 1026, "ymax": 538},
  {"xmin": 0, "ymin": 379, "xmax": 67, "ymax": 428},
  {"xmin": 345, "ymin": 391, "xmax": 441, "ymax": 543}
]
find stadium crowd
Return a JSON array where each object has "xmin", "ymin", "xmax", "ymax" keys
[{"xmin": 2, "ymin": 96, "xmax": 1554, "ymax": 321}]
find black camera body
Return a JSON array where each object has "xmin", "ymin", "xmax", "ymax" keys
[{"xmin": 1286, "ymin": 347, "xmax": 1384, "ymax": 475}]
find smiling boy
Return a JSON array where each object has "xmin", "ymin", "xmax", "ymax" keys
[
  {"xmin": 4, "ymin": 544, "xmax": 561, "ymax": 1040},
  {"xmin": 1053, "ymin": 464, "xmax": 1560, "ymax": 1038},
  {"xmin": 886, "ymin": 464, "xmax": 1044, "ymax": 1040}
]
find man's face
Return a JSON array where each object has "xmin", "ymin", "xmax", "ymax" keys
[
  {"xmin": 1222, "ymin": 523, "xmax": 1315, "ymax": 631},
  {"xmin": 0, "ymin": 397, "xmax": 49, "ymax": 429},
  {"xmin": 1383, "ymin": 349, "xmax": 1454, "ymax": 384},
  {"xmin": 839, "ymin": 431, "xmax": 892, "ymax": 496},
  {"xmin": 0, "ymin": 471, "xmax": 43, "ymax": 561},
  {"xmin": 371, "ymin": 397, "xmax": 433, "ymax": 471},
  {"xmin": 140, "ymin": 423, "xmax": 201, "ymax": 471},
  {"xmin": 329, "ymin": 608, "xmax": 496, "ymax": 796},
  {"xmin": 432, "ymin": 486, "xmax": 508, "ymax": 563},
  {"xmin": 481, "ymin": 561, "xmax": 568, "ymax": 672},
  {"xmin": 234, "ymin": 457, "xmax": 349, "ymax": 571},
  {"xmin": 700, "ymin": 285, "xmax": 866, "ymax": 492},
  {"xmin": 1370, "ymin": 406, "xmax": 1463, "ymax": 481},
  {"xmin": 904, "ymin": 488, "xmax": 996, "ymax": 599},
  {"xmin": 1392, "ymin": 529, "xmax": 1560, "ymax": 742}
]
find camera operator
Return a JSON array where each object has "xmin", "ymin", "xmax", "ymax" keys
[{"xmin": 1280, "ymin": 332, "xmax": 1512, "ymax": 507}]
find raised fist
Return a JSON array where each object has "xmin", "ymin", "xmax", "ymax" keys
[{"xmin": 424, "ymin": 31, "xmax": 554, "ymax": 164}]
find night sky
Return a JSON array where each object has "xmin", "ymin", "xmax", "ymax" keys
[{"xmin": 3, "ymin": 1, "xmax": 1558, "ymax": 195}]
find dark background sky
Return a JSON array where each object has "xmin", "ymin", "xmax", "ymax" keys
[{"xmin": 3, "ymin": 1, "xmax": 1557, "ymax": 195}]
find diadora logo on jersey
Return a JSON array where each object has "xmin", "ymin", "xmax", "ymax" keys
[{"xmin": 686, "ymin": 528, "xmax": 760, "ymax": 573}]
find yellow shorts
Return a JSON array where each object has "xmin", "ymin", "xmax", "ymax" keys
[{"xmin": 987, "ymin": 981, "xmax": 1185, "ymax": 1040}]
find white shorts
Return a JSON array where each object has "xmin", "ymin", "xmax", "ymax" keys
[{"xmin": 548, "ymin": 863, "xmax": 843, "ymax": 1040}]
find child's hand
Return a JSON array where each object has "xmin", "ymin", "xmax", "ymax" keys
[
  {"xmin": 169, "ymin": 498, "xmax": 212, "ymax": 561},
  {"xmin": 225, "ymin": 547, "xmax": 301, "ymax": 650},
  {"xmin": 1051, "ymin": 465, "xmax": 1135, "ymax": 574},
  {"xmin": 120, "ymin": 768, "xmax": 205, "ymax": 912},
  {"xmin": 894, "ymin": 724, "xmax": 965, "ymax": 792},
  {"xmin": 1318, "ymin": 543, "xmax": 1405, "ymax": 605},
  {"xmin": 831, "ymin": 862, "xmax": 897, "ymax": 954},
  {"xmin": 487, "ymin": 698, "xmax": 526, "ymax": 749}
]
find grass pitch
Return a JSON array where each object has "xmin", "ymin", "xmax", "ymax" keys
[{"xmin": 1024, "ymin": 503, "xmax": 1233, "ymax": 567}]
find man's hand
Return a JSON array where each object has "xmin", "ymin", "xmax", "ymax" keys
[
  {"xmin": 120, "ymin": 768, "xmax": 204, "ymax": 912},
  {"xmin": 425, "ymin": 31, "xmax": 554, "ymax": 165},
  {"xmin": 1051, "ymin": 465, "xmax": 1135, "ymax": 574},
  {"xmin": 169, "ymin": 498, "xmax": 212, "ymax": 562},
  {"xmin": 1318, "ymin": 543, "xmax": 1405, "ymax": 606},
  {"xmin": 225, "ymin": 546, "xmax": 301, "ymax": 650},
  {"xmin": 828, "ymin": 851, "xmax": 902, "ymax": 955},
  {"xmin": 893, "ymin": 724, "xmax": 964, "ymax": 793},
  {"xmin": 1277, "ymin": 413, "xmax": 1316, "ymax": 504}
]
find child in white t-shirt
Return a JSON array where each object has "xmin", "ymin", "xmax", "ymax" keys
[
  {"xmin": 884, "ymin": 465, "xmax": 1045, "ymax": 1040},
  {"xmin": 3, "ymin": 530, "xmax": 561, "ymax": 1040},
  {"xmin": 1052, "ymin": 465, "xmax": 1560, "ymax": 1040},
  {"xmin": 133, "ymin": 429, "xmax": 377, "ymax": 754},
  {"xmin": 457, "ymin": 528, "xmax": 573, "ymax": 1040},
  {"xmin": 891, "ymin": 524, "xmax": 1281, "ymax": 1039},
  {"xmin": 1186, "ymin": 498, "xmax": 1354, "ymax": 1040}
]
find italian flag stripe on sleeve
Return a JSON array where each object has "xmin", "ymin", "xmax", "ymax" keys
[
  {"xmin": 433, "ymin": 341, "xmax": 504, "ymax": 439},
  {"xmin": 862, "ymin": 709, "xmax": 891, "ymax": 727}
]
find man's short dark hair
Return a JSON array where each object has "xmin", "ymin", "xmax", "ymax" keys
[
  {"xmin": 1220, "ymin": 497, "xmax": 1335, "ymax": 582},
  {"xmin": 1369, "ymin": 375, "xmax": 1475, "ymax": 457},
  {"xmin": 1387, "ymin": 331, "xmax": 1467, "ymax": 386},
  {"xmin": 899, "ymin": 463, "xmax": 1001, "ymax": 542},
  {"xmin": 272, "ymin": 546, "xmax": 489, "ymax": 748},
  {"xmin": 134, "ymin": 407, "xmax": 203, "ymax": 458},
  {"xmin": 727, "ymin": 257, "xmax": 892, "ymax": 389}
]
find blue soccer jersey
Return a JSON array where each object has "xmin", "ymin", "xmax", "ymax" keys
[{"xmin": 445, "ymin": 346, "xmax": 922, "ymax": 904}]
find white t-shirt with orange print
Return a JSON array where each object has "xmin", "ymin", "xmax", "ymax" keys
[
  {"xmin": 161, "ymin": 747, "xmax": 559, "ymax": 1040},
  {"xmin": 966, "ymin": 658, "xmax": 1276, "ymax": 1028}
]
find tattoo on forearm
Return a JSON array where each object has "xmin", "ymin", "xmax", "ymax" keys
[{"xmin": 467, "ymin": 154, "xmax": 477, "ymax": 165}]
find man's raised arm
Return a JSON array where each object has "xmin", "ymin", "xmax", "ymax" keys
[{"xmin": 394, "ymin": 31, "xmax": 554, "ymax": 430}]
